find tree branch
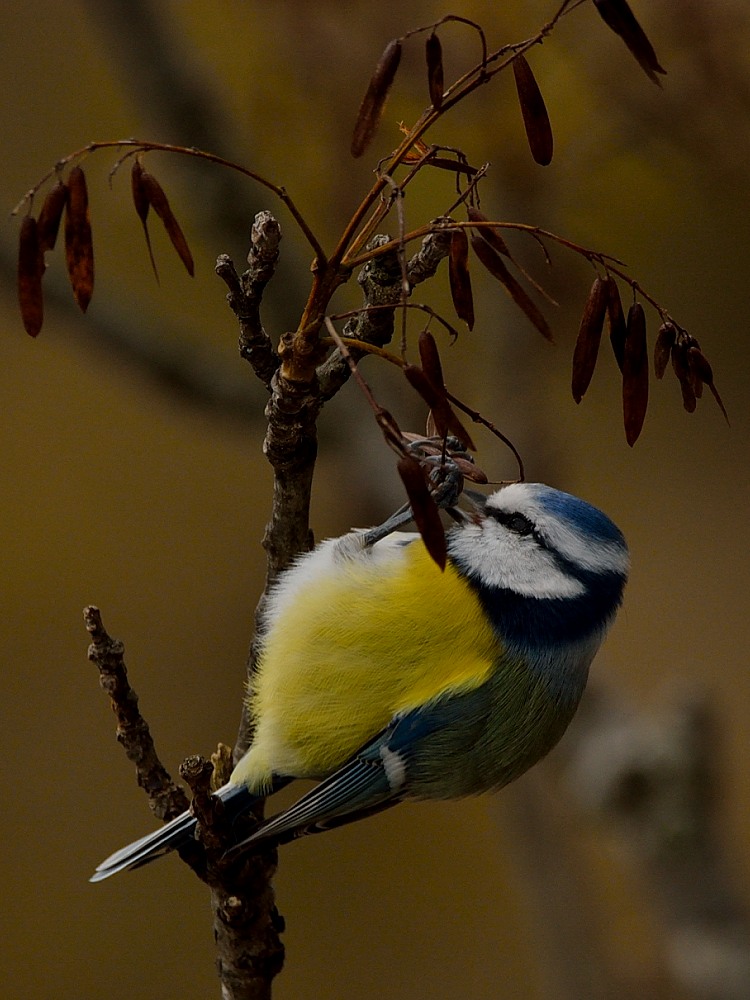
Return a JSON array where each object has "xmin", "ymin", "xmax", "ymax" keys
[
  {"xmin": 84, "ymin": 605, "xmax": 189, "ymax": 822},
  {"xmin": 216, "ymin": 211, "xmax": 283, "ymax": 392}
]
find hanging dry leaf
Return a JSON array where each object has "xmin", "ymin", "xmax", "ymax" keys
[
  {"xmin": 466, "ymin": 206, "xmax": 510, "ymax": 258},
  {"xmin": 448, "ymin": 230, "xmax": 474, "ymax": 329},
  {"xmin": 653, "ymin": 321, "xmax": 677, "ymax": 379},
  {"xmin": 512, "ymin": 54, "xmax": 553, "ymax": 166},
  {"xmin": 18, "ymin": 216, "xmax": 44, "ymax": 337},
  {"xmin": 139, "ymin": 169, "xmax": 194, "ymax": 277},
  {"xmin": 397, "ymin": 454, "xmax": 446, "ymax": 570},
  {"xmin": 351, "ymin": 39, "xmax": 402, "ymax": 158},
  {"xmin": 64, "ymin": 165, "xmax": 94, "ymax": 313},
  {"xmin": 571, "ymin": 277, "xmax": 608, "ymax": 403},
  {"xmin": 37, "ymin": 181, "xmax": 68, "ymax": 253},
  {"xmin": 426, "ymin": 32, "xmax": 444, "ymax": 110},
  {"xmin": 622, "ymin": 302, "xmax": 648, "ymax": 445},
  {"xmin": 470, "ymin": 233, "xmax": 553, "ymax": 341},
  {"xmin": 593, "ymin": 0, "xmax": 666, "ymax": 86}
]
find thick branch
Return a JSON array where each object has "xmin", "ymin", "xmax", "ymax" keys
[{"xmin": 317, "ymin": 228, "xmax": 452, "ymax": 400}]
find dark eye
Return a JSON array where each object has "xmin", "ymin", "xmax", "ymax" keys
[{"xmin": 490, "ymin": 510, "xmax": 535, "ymax": 535}]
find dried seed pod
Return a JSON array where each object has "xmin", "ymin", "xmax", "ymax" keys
[
  {"xmin": 452, "ymin": 456, "xmax": 488, "ymax": 484},
  {"xmin": 139, "ymin": 169, "xmax": 195, "ymax": 277},
  {"xmin": 375, "ymin": 406, "xmax": 405, "ymax": 451},
  {"xmin": 687, "ymin": 346, "xmax": 729, "ymax": 424},
  {"xmin": 512, "ymin": 54, "xmax": 553, "ymax": 166},
  {"xmin": 653, "ymin": 321, "xmax": 677, "ymax": 378},
  {"xmin": 604, "ymin": 276, "xmax": 627, "ymax": 372},
  {"xmin": 404, "ymin": 364, "xmax": 475, "ymax": 450},
  {"xmin": 130, "ymin": 159, "xmax": 150, "ymax": 222},
  {"xmin": 131, "ymin": 159, "xmax": 159, "ymax": 280},
  {"xmin": 418, "ymin": 330, "xmax": 445, "ymax": 389},
  {"xmin": 36, "ymin": 181, "xmax": 68, "ymax": 253},
  {"xmin": 448, "ymin": 229, "xmax": 474, "ymax": 330},
  {"xmin": 686, "ymin": 347, "xmax": 704, "ymax": 399},
  {"xmin": 397, "ymin": 454, "xmax": 446, "ymax": 570},
  {"xmin": 622, "ymin": 302, "xmax": 648, "ymax": 445},
  {"xmin": 670, "ymin": 341, "xmax": 696, "ymax": 413},
  {"xmin": 64, "ymin": 165, "xmax": 94, "ymax": 313},
  {"xmin": 467, "ymin": 206, "xmax": 510, "ymax": 258},
  {"xmin": 426, "ymin": 32, "xmax": 444, "ymax": 110},
  {"xmin": 687, "ymin": 345, "xmax": 712, "ymax": 384},
  {"xmin": 351, "ymin": 39, "xmax": 402, "ymax": 158},
  {"xmin": 593, "ymin": 0, "xmax": 666, "ymax": 86},
  {"xmin": 18, "ymin": 216, "xmax": 44, "ymax": 337},
  {"xmin": 470, "ymin": 233, "xmax": 553, "ymax": 341},
  {"xmin": 571, "ymin": 277, "xmax": 607, "ymax": 403}
]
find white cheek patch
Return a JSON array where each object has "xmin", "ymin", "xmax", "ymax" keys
[
  {"xmin": 448, "ymin": 523, "xmax": 585, "ymax": 599},
  {"xmin": 482, "ymin": 483, "xmax": 629, "ymax": 582}
]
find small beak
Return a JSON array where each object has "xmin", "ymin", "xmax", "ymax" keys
[{"xmin": 446, "ymin": 489, "xmax": 488, "ymax": 525}]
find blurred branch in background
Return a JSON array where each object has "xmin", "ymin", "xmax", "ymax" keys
[
  {"xmin": 81, "ymin": 0, "xmax": 251, "ymax": 234},
  {"xmin": 1, "ymin": 243, "xmax": 263, "ymax": 424},
  {"xmin": 502, "ymin": 684, "xmax": 750, "ymax": 1000}
]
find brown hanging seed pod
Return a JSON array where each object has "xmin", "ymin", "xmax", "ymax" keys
[
  {"xmin": 622, "ymin": 302, "xmax": 649, "ymax": 445},
  {"xmin": 17, "ymin": 216, "xmax": 45, "ymax": 337},
  {"xmin": 653, "ymin": 321, "xmax": 677, "ymax": 379},
  {"xmin": 131, "ymin": 159, "xmax": 159, "ymax": 280},
  {"xmin": 467, "ymin": 206, "xmax": 510, "ymax": 258},
  {"xmin": 139, "ymin": 169, "xmax": 194, "ymax": 277},
  {"xmin": 403, "ymin": 364, "xmax": 475, "ymax": 451},
  {"xmin": 512, "ymin": 54, "xmax": 553, "ymax": 166},
  {"xmin": 448, "ymin": 229, "xmax": 474, "ymax": 330},
  {"xmin": 130, "ymin": 159, "xmax": 150, "ymax": 223},
  {"xmin": 351, "ymin": 39, "xmax": 402, "ymax": 158},
  {"xmin": 64, "ymin": 165, "xmax": 94, "ymax": 313},
  {"xmin": 470, "ymin": 232, "xmax": 552, "ymax": 341},
  {"xmin": 571, "ymin": 276, "xmax": 608, "ymax": 403},
  {"xmin": 686, "ymin": 346, "xmax": 729, "ymax": 424},
  {"xmin": 397, "ymin": 454, "xmax": 447, "ymax": 571},
  {"xmin": 425, "ymin": 33, "xmax": 444, "ymax": 110},
  {"xmin": 36, "ymin": 181, "xmax": 68, "ymax": 253},
  {"xmin": 593, "ymin": 0, "xmax": 666, "ymax": 86},
  {"xmin": 604, "ymin": 276, "xmax": 627, "ymax": 372},
  {"xmin": 671, "ymin": 342, "xmax": 697, "ymax": 413},
  {"xmin": 418, "ymin": 330, "xmax": 445, "ymax": 389}
]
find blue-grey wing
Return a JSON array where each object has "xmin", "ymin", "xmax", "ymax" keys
[{"xmin": 227, "ymin": 694, "xmax": 480, "ymax": 853}]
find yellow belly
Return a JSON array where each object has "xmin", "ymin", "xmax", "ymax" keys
[{"xmin": 235, "ymin": 540, "xmax": 500, "ymax": 788}]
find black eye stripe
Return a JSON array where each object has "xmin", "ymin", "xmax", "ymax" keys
[{"xmin": 488, "ymin": 509, "xmax": 535, "ymax": 536}]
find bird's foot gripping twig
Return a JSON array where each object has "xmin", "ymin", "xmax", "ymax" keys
[{"xmin": 362, "ymin": 434, "xmax": 484, "ymax": 547}]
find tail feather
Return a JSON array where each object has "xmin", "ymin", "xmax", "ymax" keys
[{"xmin": 90, "ymin": 783, "xmax": 254, "ymax": 882}]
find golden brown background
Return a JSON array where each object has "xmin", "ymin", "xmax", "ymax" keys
[{"xmin": 2, "ymin": 2, "xmax": 749, "ymax": 998}]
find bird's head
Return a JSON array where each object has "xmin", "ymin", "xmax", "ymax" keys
[{"xmin": 447, "ymin": 482, "xmax": 629, "ymax": 650}]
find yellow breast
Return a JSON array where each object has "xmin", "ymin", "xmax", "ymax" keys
[{"xmin": 233, "ymin": 539, "xmax": 500, "ymax": 790}]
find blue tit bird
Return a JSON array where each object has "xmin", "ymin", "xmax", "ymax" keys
[{"xmin": 91, "ymin": 482, "xmax": 628, "ymax": 881}]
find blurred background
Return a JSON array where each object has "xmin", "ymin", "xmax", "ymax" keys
[{"xmin": 2, "ymin": 2, "xmax": 749, "ymax": 998}]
